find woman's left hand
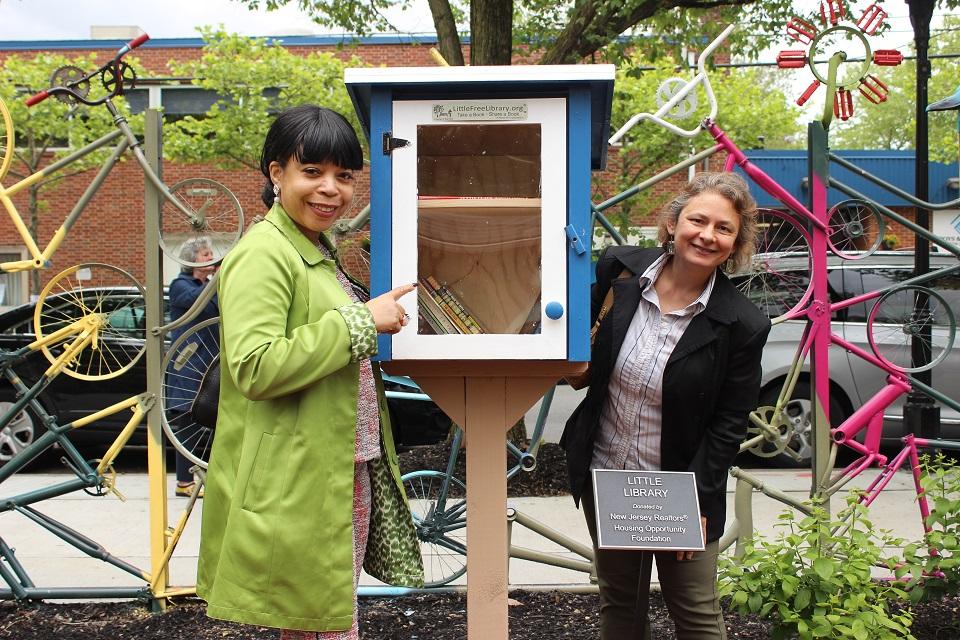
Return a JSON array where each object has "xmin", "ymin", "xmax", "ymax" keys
[
  {"xmin": 677, "ymin": 517, "xmax": 708, "ymax": 561},
  {"xmin": 366, "ymin": 283, "xmax": 416, "ymax": 334}
]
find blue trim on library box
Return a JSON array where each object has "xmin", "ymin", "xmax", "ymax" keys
[
  {"xmin": 369, "ymin": 87, "xmax": 394, "ymax": 361},
  {"xmin": 567, "ymin": 86, "xmax": 592, "ymax": 362}
]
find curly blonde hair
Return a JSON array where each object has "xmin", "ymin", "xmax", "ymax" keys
[{"xmin": 656, "ymin": 172, "xmax": 758, "ymax": 273}]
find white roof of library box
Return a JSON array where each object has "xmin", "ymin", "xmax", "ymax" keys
[{"xmin": 345, "ymin": 64, "xmax": 616, "ymax": 170}]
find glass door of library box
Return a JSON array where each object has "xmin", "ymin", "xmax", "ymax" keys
[{"xmin": 390, "ymin": 98, "xmax": 567, "ymax": 360}]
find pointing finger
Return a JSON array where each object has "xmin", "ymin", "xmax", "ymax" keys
[{"xmin": 390, "ymin": 283, "xmax": 417, "ymax": 299}]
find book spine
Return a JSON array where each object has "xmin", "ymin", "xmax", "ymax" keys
[
  {"xmin": 419, "ymin": 278, "xmax": 465, "ymax": 333},
  {"xmin": 426, "ymin": 276, "xmax": 479, "ymax": 333},
  {"xmin": 417, "ymin": 286, "xmax": 459, "ymax": 334}
]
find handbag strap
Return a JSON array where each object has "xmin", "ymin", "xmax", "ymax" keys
[{"xmin": 590, "ymin": 267, "xmax": 632, "ymax": 339}]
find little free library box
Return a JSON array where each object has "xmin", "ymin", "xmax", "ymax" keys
[{"xmin": 345, "ymin": 64, "xmax": 614, "ymax": 363}]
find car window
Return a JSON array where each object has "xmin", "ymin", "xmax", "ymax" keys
[
  {"xmin": 34, "ymin": 292, "xmax": 146, "ymax": 339},
  {"xmin": 924, "ymin": 272, "xmax": 960, "ymax": 326},
  {"xmin": 836, "ymin": 267, "xmax": 913, "ymax": 322},
  {"xmin": 4, "ymin": 316, "xmax": 35, "ymax": 335},
  {"xmin": 100, "ymin": 295, "xmax": 147, "ymax": 338}
]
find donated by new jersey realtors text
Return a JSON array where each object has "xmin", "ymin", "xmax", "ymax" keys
[{"xmin": 591, "ymin": 469, "xmax": 704, "ymax": 551}]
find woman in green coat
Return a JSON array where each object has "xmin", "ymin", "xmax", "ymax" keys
[{"xmin": 196, "ymin": 105, "xmax": 417, "ymax": 639}]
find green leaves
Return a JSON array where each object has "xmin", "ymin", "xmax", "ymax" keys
[
  {"xmin": 831, "ymin": 14, "xmax": 960, "ymax": 161},
  {"xmin": 898, "ymin": 453, "xmax": 960, "ymax": 603},
  {"xmin": 164, "ymin": 28, "xmax": 367, "ymax": 171},
  {"xmin": 812, "ymin": 556, "xmax": 835, "ymax": 580},
  {"xmin": 718, "ymin": 498, "xmax": 917, "ymax": 640}
]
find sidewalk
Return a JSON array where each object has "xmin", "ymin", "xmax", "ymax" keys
[{"xmin": 0, "ymin": 467, "xmax": 927, "ymax": 597}]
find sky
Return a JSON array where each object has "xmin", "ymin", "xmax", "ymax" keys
[
  {"xmin": 0, "ymin": 0, "xmax": 948, "ymax": 47},
  {"xmin": 0, "ymin": 0, "xmax": 435, "ymax": 40}
]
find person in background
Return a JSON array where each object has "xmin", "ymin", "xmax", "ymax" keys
[
  {"xmin": 166, "ymin": 238, "xmax": 218, "ymax": 497},
  {"xmin": 561, "ymin": 172, "xmax": 771, "ymax": 639},
  {"xmin": 196, "ymin": 104, "xmax": 417, "ymax": 639}
]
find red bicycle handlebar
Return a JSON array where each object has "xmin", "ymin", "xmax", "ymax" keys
[
  {"xmin": 25, "ymin": 32, "xmax": 149, "ymax": 108},
  {"xmin": 25, "ymin": 90, "xmax": 49, "ymax": 107},
  {"xmin": 115, "ymin": 32, "xmax": 150, "ymax": 58}
]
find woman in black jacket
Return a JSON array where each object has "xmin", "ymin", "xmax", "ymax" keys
[{"xmin": 561, "ymin": 172, "xmax": 771, "ymax": 639}]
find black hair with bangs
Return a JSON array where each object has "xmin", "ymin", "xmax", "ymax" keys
[{"xmin": 259, "ymin": 105, "xmax": 364, "ymax": 208}]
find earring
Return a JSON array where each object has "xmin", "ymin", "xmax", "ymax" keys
[
  {"xmin": 665, "ymin": 237, "xmax": 675, "ymax": 255},
  {"xmin": 724, "ymin": 257, "xmax": 736, "ymax": 273},
  {"xmin": 273, "ymin": 183, "xmax": 281, "ymax": 204}
]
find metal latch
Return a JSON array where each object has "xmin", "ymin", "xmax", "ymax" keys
[
  {"xmin": 565, "ymin": 224, "xmax": 587, "ymax": 255},
  {"xmin": 382, "ymin": 132, "xmax": 410, "ymax": 155}
]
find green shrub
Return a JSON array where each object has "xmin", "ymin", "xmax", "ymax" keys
[
  {"xmin": 719, "ymin": 499, "xmax": 914, "ymax": 640},
  {"xmin": 898, "ymin": 453, "xmax": 960, "ymax": 603}
]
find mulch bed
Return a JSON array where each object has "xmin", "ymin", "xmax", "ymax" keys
[
  {"xmin": 4, "ymin": 591, "xmax": 960, "ymax": 639},
  {"xmin": 4, "ymin": 442, "xmax": 960, "ymax": 639}
]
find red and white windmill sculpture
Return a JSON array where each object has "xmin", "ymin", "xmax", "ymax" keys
[{"xmin": 775, "ymin": 1, "xmax": 904, "ymax": 120}]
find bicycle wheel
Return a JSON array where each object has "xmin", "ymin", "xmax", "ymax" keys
[
  {"xmin": 33, "ymin": 263, "xmax": 146, "ymax": 381},
  {"xmin": 734, "ymin": 208, "xmax": 812, "ymax": 324},
  {"xmin": 402, "ymin": 470, "xmax": 467, "ymax": 587},
  {"xmin": 826, "ymin": 199, "xmax": 884, "ymax": 259},
  {"xmin": 160, "ymin": 178, "xmax": 243, "ymax": 268},
  {"xmin": 867, "ymin": 285, "xmax": 957, "ymax": 373},
  {"xmin": 0, "ymin": 96, "xmax": 13, "ymax": 182},
  {"xmin": 160, "ymin": 317, "xmax": 220, "ymax": 469}
]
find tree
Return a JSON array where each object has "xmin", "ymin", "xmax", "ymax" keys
[
  {"xmin": 163, "ymin": 28, "xmax": 365, "ymax": 171},
  {"xmin": 601, "ymin": 54, "xmax": 803, "ymax": 236},
  {"xmin": 235, "ymin": 0, "xmax": 821, "ymax": 66},
  {"xmin": 0, "ymin": 53, "xmax": 140, "ymax": 292},
  {"xmin": 831, "ymin": 14, "xmax": 960, "ymax": 163}
]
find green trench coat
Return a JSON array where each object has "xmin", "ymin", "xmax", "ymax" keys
[{"xmin": 196, "ymin": 205, "xmax": 402, "ymax": 632}]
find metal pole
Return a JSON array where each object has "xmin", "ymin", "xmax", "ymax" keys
[
  {"xmin": 144, "ymin": 109, "xmax": 170, "ymax": 607},
  {"xmin": 903, "ymin": 0, "xmax": 940, "ymax": 439}
]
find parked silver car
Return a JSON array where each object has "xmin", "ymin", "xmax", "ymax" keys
[{"xmin": 733, "ymin": 252, "xmax": 960, "ymax": 466}]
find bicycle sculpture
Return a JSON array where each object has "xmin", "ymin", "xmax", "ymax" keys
[
  {"xmin": 0, "ymin": 35, "xmax": 244, "ymax": 602},
  {"xmin": 399, "ymin": 10, "xmax": 960, "ymax": 588},
  {"xmin": 609, "ymin": 16, "xmax": 960, "ymax": 564},
  {"xmin": 0, "ymin": 34, "xmax": 243, "ymax": 274}
]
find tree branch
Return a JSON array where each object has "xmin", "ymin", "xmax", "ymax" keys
[
  {"xmin": 540, "ymin": 0, "xmax": 758, "ymax": 65},
  {"xmin": 426, "ymin": 0, "xmax": 465, "ymax": 65}
]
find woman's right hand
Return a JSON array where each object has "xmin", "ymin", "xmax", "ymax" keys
[{"xmin": 366, "ymin": 284, "xmax": 417, "ymax": 334}]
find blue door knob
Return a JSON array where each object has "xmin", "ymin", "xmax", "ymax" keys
[{"xmin": 544, "ymin": 301, "xmax": 564, "ymax": 320}]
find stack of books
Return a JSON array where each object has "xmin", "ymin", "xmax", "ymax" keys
[{"xmin": 417, "ymin": 275, "xmax": 486, "ymax": 335}]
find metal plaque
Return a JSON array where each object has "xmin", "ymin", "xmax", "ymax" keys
[{"xmin": 592, "ymin": 469, "xmax": 704, "ymax": 551}]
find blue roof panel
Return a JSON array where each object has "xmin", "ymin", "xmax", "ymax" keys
[{"xmin": 741, "ymin": 149, "xmax": 958, "ymax": 208}]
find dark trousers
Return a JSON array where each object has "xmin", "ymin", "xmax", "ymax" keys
[
  {"xmin": 168, "ymin": 411, "xmax": 198, "ymax": 483},
  {"xmin": 581, "ymin": 481, "xmax": 727, "ymax": 640}
]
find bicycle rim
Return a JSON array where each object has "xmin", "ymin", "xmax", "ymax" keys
[
  {"xmin": 867, "ymin": 285, "xmax": 956, "ymax": 373},
  {"xmin": 401, "ymin": 470, "xmax": 467, "ymax": 587},
  {"xmin": 735, "ymin": 208, "xmax": 812, "ymax": 324},
  {"xmin": 160, "ymin": 316, "xmax": 220, "ymax": 469},
  {"xmin": 826, "ymin": 199, "xmax": 884, "ymax": 259},
  {"xmin": 0, "ymin": 97, "xmax": 12, "ymax": 182},
  {"xmin": 34, "ymin": 263, "xmax": 146, "ymax": 381},
  {"xmin": 160, "ymin": 178, "xmax": 244, "ymax": 268}
]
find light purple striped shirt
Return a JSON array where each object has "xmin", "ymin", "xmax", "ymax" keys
[{"xmin": 590, "ymin": 254, "xmax": 716, "ymax": 472}]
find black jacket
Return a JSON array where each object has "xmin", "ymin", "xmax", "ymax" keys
[{"xmin": 560, "ymin": 246, "xmax": 771, "ymax": 543}]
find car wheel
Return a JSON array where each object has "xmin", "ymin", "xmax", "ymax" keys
[
  {"xmin": 754, "ymin": 380, "xmax": 845, "ymax": 468},
  {"xmin": 0, "ymin": 401, "xmax": 39, "ymax": 465}
]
